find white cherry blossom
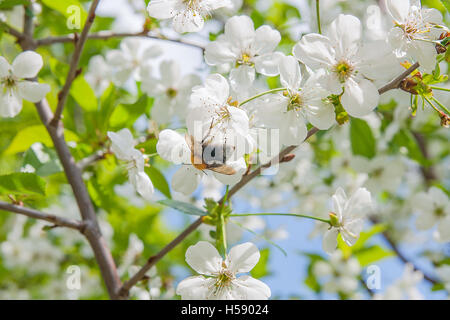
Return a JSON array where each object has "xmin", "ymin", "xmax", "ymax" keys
[
  {"xmin": 293, "ymin": 14, "xmax": 399, "ymax": 118},
  {"xmin": 107, "ymin": 129, "xmax": 154, "ymax": 200},
  {"xmin": 141, "ymin": 60, "xmax": 200, "ymax": 124},
  {"xmin": 256, "ymin": 55, "xmax": 335, "ymax": 146},
  {"xmin": 106, "ymin": 38, "xmax": 162, "ymax": 85},
  {"xmin": 384, "ymin": 0, "xmax": 444, "ymax": 73},
  {"xmin": 323, "ymin": 187, "xmax": 372, "ymax": 254},
  {"xmin": 413, "ymin": 187, "xmax": 450, "ymax": 242},
  {"xmin": 187, "ymin": 73, "xmax": 251, "ymax": 159},
  {"xmin": 176, "ymin": 241, "xmax": 271, "ymax": 299},
  {"xmin": 204, "ymin": 15, "xmax": 283, "ymax": 90},
  {"xmin": 147, "ymin": 0, "xmax": 233, "ymax": 33},
  {"xmin": 0, "ymin": 51, "xmax": 50, "ymax": 118}
]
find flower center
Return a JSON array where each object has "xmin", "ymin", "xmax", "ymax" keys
[
  {"xmin": 183, "ymin": 0, "xmax": 200, "ymax": 12},
  {"xmin": 212, "ymin": 266, "xmax": 235, "ymax": 295},
  {"xmin": 434, "ymin": 207, "xmax": 444, "ymax": 217},
  {"xmin": 2, "ymin": 76, "xmax": 16, "ymax": 89},
  {"xmin": 236, "ymin": 53, "xmax": 254, "ymax": 67},
  {"xmin": 166, "ymin": 88, "xmax": 178, "ymax": 98},
  {"xmin": 333, "ymin": 60, "xmax": 354, "ymax": 83},
  {"xmin": 285, "ymin": 91, "xmax": 303, "ymax": 112}
]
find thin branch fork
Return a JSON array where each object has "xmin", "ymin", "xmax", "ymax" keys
[
  {"xmin": 51, "ymin": 0, "xmax": 101, "ymax": 125},
  {"xmin": 0, "ymin": 201, "xmax": 85, "ymax": 231},
  {"xmin": 119, "ymin": 63, "xmax": 424, "ymax": 297}
]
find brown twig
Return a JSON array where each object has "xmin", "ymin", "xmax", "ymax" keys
[
  {"xmin": 0, "ymin": 201, "xmax": 85, "ymax": 231},
  {"xmin": 412, "ymin": 132, "xmax": 436, "ymax": 184},
  {"xmin": 77, "ymin": 149, "xmax": 109, "ymax": 171},
  {"xmin": 36, "ymin": 31, "xmax": 205, "ymax": 50},
  {"xmin": 370, "ymin": 217, "xmax": 438, "ymax": 285},
  {"xmin": 51, "ymin": 0, "xmax": 101, "ymax": 125},
  {"xmin": 378, "ymin": 62, "xmax": 420, "ymax": 94},
  {"xmin": 0, "ymin": 21, "xmax": 26, "ymax": 41}
]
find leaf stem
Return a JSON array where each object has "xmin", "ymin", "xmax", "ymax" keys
[
  {"xmin": 430, "ymin": 86, "xmax": 450, "ymax": 92},
  {"xmin": 431, "ymin": 96, "xmax": 450, "ymax": 114},
  {"xmin": 316, "ymin": 0, "xmax": 322, "ymax": 34},
  {"xmin": 424, "ymin": 96, "xmax": 444, "ymax": 114},
  {"xmin": 230, "ymin": 213, "xmax": 331, "ymax": 225},
  {"xmin": 239, "ymin": 88, "xmax": 286, "ymax": 106}
]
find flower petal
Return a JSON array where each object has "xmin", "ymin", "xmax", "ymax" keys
[
  {"xmin": 147, "ymin": 0, "xmax": 178, "ymax": 19},
  {"xmin": 176, "ymin": 275, "xmax": 214, "ymax": 300},
  {"xmin": 17, "ymin": 81, "xmax": 50, "ymax": 103},
  {"xmin": 341, "ymin": 78, "xmax": 379, "ymax": 118},
  {"xmin": 0, "ymin": 88, "xmax": 22, "ymax": 118},
  {"xmin": 0, "ymin": 56, "xmax": 11, "ymax": 78},
  {"xmin": 156, "ymin": 129, "xmax": 191, "ymax": 164},
  {"xmin": 130, "ymin": 171, "xmax": 154, "ymax": 201},
  {"xmin": 278, "ymin": 55, "xmax": 302, "ymax": 90},
  {"xmin": 226, "ymin": 242, "xmax": 260, "ymax": 274},
  {"xmin": 252, "ymin": 25, "xmax": 281, "ymax": 55},
  {"xmin": 185, "ymin": 241, "xmax": 222, "ymax": 275},
  {"xmin": 231, "ymin": 275, "xmax": 271, "ymax": 300},
  {"xmin": 173, "ymin": 9, "xmax": 204, "ymax": 33},
  {"xmin": 171, "ymin": 166, "xmax": 201, "ymax": 195},
  {"xmin": 384, "ymin": 0, "xmax": 410, "ymax": 23},
  {"xmin": 293, "ymin": 34, "xmax": 335, "ymax": 69},
  {"xmin": 323, "ymin": 228, "xmax": 339, "ymax": 254},
  {"xmin": 12, "ymin": 51, "xmax": 44, "ymax": 79},
  {"xmin": 107, "ymin": 129, "xmax": 136, "ymax": 161}
]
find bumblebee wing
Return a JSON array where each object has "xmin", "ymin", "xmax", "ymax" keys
[{"xmin": 209, "ymin": 165, "xmax": 236, "ymax": 175}]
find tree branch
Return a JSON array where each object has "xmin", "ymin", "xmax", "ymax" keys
[
  {"xmin": 78, "ymin": 149, "xmax": 109, "ymax": 171},
  {"xmin": 118, "ymin": 217, "xmax": 204, "ymax": 298},
  {"xmin": 118, "ymin": 62, "xmax": 423, "ymax": 296},
  {"xmin": 369, "ymin": 217, "xmax": 438, "ymax": 285},
  {"xmin": 378, "ymin": 62, "xmax": 420, "ymax": 94},
  {"xmin": 51, "ymin": 0, "xmax": 101, "ymax": 124},
  {"xmin": 36, "ymin": 30, "xmax": 205, "ymax": 50},
  {"xmin": 12, "ymin": 0, "xmax": 122, "ymax": 299},
  {"xmin": 0, "ymin": 21, "xmax": 26, "ymax": 41},
  {"xmin": 412, "ymin": 132, "xmax": 436, "ymax": 184},
  {"xmin": 34, "ymin": 99, "xmax": 121, "ymax": 298},
  {"xmin": 0, "ymin": 201, "xmax": 85, "ymax": 231}
]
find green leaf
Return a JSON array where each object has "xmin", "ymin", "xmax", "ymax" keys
[
  {"xmin": 250, "ymin": 248, "xmax": 270, "ymax": 278},
  {"xmin": 4, "ymin": 125, "xmax": 79, "ymax": 155},
  {"xmin": 0, "ymin": 173, "xmax": 46, "ymax": 196},
  {"xmin": 439, "ymin": 0, "xmax": 450, "ymax": 12},
  {"xmin": 350, "ymin": 118, "xmax": 376, "ymax": 159},
  {"xmin": 431, "ymin": 283, "xmax": 445, "ymax": 291},
  {"xmin": 70, "ymin": 77, "xmax": 98, "ymax": 111},
  {"xmin": 303, "ymin": 253, "xmax": 325, "ymax": 293},
  {"xmin": 0, "ymin": 0, "xmax": 30, "ymax": 10},
  {"xmin": 157, "ymin": 199, "xmax": 207, "ymax": 216},
  {"xmin": 109, "ymin": 95, "xmax": 150, "ymax": 128},
  {"xmin": 145, "ymin": 166, "xmax": 171, "ymax": 199},
  {"xmin": 354, "ymin": 245, "xmax": 394, "ymax": 267}
]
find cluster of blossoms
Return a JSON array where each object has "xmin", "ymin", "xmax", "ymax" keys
[{"xmin": 1, "ymin": 0, "xmax": 449, "ymax": 301}]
